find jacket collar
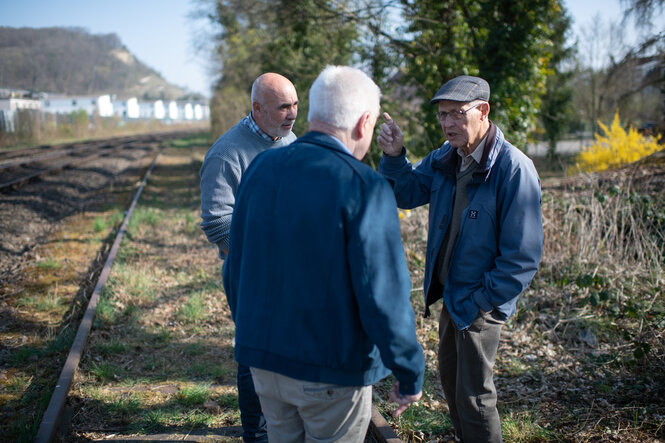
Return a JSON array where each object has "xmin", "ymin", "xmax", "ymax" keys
[{"xmin": 298, "ymin": 131, "xmax": 355, "ymax": 157}]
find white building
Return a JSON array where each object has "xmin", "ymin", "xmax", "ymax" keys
[
  {"xmin": 0, "ymin": 97, "xmax": 42, "ymax": 112},
  {"xmin": 0, "ymin": 97, "xmax": 42, "ymax": 133},
  {"xmin": 41, "ymin": 94, "xmax": 113, "ymax": 117},
  {"xmin": 112, "ymin": 97, "xmax": 140, "ymax": 119},
  {"xmin": 168, "ymin": 101, "xmax": 179, "ymax": 120},
  {"xmin": 154, "ymin": 100, "xmax": 166, "ymax": 120},
  {"xmin": 183, "ymin": 103, "xmax": 194, "ymax": 120}
]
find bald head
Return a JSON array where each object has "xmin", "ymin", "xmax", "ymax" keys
[{"xmin": 251, "ymin": 73, "xmax": 299, "ymax": 139}]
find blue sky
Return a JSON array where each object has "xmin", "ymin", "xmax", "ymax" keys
[{"xmin": 1, "ymin": 0, "xmax": 663, "ymax": 99}]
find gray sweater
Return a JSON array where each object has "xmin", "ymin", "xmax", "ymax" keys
[{"xmin": 200, "ymin": 119, "xmax": 296, "ymax": 258}]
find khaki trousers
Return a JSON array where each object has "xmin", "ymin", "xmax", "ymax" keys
[{"xmin": 250, "ymin": 367, "xmax": 372, "ymax": 442}]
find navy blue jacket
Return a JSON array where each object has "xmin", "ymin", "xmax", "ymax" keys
[
  {"xmin": 379, "ymin": 124, "xmax": 544, "ymax": 330},
  {"xmin": 223, "ymin": 131, "xmax": 424, "ymax": 395}
]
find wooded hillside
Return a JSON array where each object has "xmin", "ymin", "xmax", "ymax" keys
[{"xmin": 0, "ymin": 27, "xmax": 191, "ymax": 100}]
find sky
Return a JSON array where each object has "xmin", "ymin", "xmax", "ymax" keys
[{"xmin": 1, "ymin": 0, "xmax": 663, "ymax": 99}]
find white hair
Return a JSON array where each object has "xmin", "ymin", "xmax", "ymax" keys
[{"xmin": 307, "ymin": 65, "xmax": 381, "ymax": 129}]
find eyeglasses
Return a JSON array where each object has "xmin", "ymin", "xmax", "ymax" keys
[{"xmin": 435, "ymin": 102, "xmax": 482, "ymax": 122}]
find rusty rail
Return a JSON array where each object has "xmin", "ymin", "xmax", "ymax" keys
[{"xmin": 34, "ymin": 151, "xmax": 162, "ymax": 443}]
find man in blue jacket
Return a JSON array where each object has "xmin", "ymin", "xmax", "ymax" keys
[
  {"xmin": 223, "ymin": 65, "xmax": 424, "ymax": 442},
  {"xmin": 377, "ymin": 75, "xmax": 543, "ymax": 443}
]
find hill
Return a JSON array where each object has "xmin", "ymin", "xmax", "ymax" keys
[{"xmin": 0, "ymin": 26, "xmax": 194, "ymax": 100}]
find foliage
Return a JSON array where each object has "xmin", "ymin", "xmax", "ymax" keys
[
  {"xmin": 539, "ymin": 5, "xmax": 576, "ymax": 158},
  {"xmin": 204, "ymin": 0, "xmax": 358, "ymax": 137},
  {"xmin": 572, "ymin": 111, "xmax": 662, "ymax": 173},
  {"xmin": 396, "ymin": 0, "xmax": 564, "ymax": 154},
  {"xmin": 201, "ymin": 0, "xmax": 573, "ymax": 161},
  {"xmin": 620, "ymin": 0, "xmax": 665, "ymax": 28}
]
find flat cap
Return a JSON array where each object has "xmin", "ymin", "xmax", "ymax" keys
[{"xmin": 430, "ymin": 75, "xmax": 490, "ymax": 104}]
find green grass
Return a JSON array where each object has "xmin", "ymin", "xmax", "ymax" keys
[
  {"xmin": 111, "ymin": 398, "xmax": 142, "ymax": 418},
  {"xmin": 16, "ymin": 289, "xmax": 65, "ymax": 313},
  {"xmin": 177, "ymin": 383, "xmax": 211, "ymax": 406},
  {"xmin": 168, "ymin": 134, "xmax": 211, "ymax": 149},
  {"xmin": 93, "ymin": 212, "xmax": 124, "ymax": 233},
  {"xmin": 95, "ymin": 287, "xmax": 120, "ymax": 326},
  {"xmin": 93, "ymin": 340, "xmax": 128, "ymax": 356},
  {"xmin": 185, "ymin": 362, "xmax": 229, "ymax": 380},
  {"xmin": 4, "ymin": 374, "xmax": 31, "ymax": 393},
  {"xmin": 501, "ymin": 409, "xmax": 554, "ymax": 442},
  {"xmin": 138, "ymin": 408, "xmax": 217, "ymax": 433},
  {"xmin": 393, "ymin": 401, "xmax": 452, "ymax": 437},
  {"xmin": 89, "ymin": 361, "xmax": 123, "ymax": 382},
  {"xmin": 503, "ymin": 357, "xmax": 531, "ymax": 378},
  {"xmin": 44, "ymin": 329, "xmax": 75, "ymax": 355},
  {"xmin": 7, "ymin": 346, "xmax": 43, "ymax": 367},
  {"xmin": 182, "ymin": 210, "xmax": 201, "ymax": 235},
  {"xmin": 106, "ymin": 263, "xmax": 159, "ymax": 302},
  {"xmin": 35, "ymin": 257, "xmax": 62, "ymax": 270},
  {"xmin": 128, "ymin": 208, "xmax": 163, "ymax": 232},
  {"xmin": 184, "ymin": 341, "xmax": 206, "ymax": 356},
  {"xmin": 176, "ymin": 291, "xmax": 208, "ymax": 323}
]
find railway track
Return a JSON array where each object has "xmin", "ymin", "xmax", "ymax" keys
[
  {"xmin": 0, "ymin": 133, "xmax": 403, "ymax": 442},
  {"xmin": 0, "ymin": 132, "xmax": 194, "ymax": 191}
]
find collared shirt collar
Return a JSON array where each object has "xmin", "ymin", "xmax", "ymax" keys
[
  {"xmin": 457, "ymin": 136, "xmax": 486, "ymax": 172},
  {"xmin": 325, "ymin": 133, "xmax": 354, "ymax": 157},
  {"xmin": 244, "ymin": 113, "xmax": 280, "ymax": 142}
]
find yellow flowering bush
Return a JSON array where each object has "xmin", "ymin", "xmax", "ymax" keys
[{"xmin": 572, "ymin": 112, "xmax": 662, "ymax": 173}]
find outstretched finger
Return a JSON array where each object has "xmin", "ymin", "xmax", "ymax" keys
[{"xmin": 382, "ymin": 112, "xmax": 394, "ymax": 124}]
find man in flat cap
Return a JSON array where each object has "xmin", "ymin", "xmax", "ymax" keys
[{"xmin": 377, "ymin": 75, "xmax": 543, "ymax": 442}]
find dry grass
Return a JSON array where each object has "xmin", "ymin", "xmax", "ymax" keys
[
  {"xmin": 67, "ymin": 136, "xmax": 244, "ymax": 441},
  {"xmin": 3, "ymin": 133, "xmax": 663, "ymax": 442},
  {"xmin": 373, "ymin": 151, "xmax": 665, "ymax": 442}
]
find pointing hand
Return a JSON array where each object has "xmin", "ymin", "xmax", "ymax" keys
[{"xmin": 377, "ymin": 112, "xmax": 404, "ymax": 157}]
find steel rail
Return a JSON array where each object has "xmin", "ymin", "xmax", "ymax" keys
[
  {"xmin": 0, "ymin": 150, "xmax": 112, "ymax": 191},
  {"xmin": 0, "ymin": 143, "xmax": 108, "ymax": 170},
  {"xmin": 34, "ymin": 150, "xmax": 162, "ymax": 443},
  {"xmin": 0, "ymin": 131, "xmax": 178, "ymax": 191}
]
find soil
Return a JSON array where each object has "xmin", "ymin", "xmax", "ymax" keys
[{"xmin": 0, "ymin": 143, "xmax": 158, "ymax": 288}]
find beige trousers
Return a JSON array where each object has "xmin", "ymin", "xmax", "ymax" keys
[{"xmin": 250, "ymin": 367, "xmax": 372, "ymax": 442}]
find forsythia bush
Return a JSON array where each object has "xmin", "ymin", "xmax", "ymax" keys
[{"xmin": 572, "ymin": 111, "xmax": 662, "ymax": 173}]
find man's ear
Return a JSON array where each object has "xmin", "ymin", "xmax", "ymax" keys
[
  {"xmin": 480, "ymin": 102, "xmax": 490, "ymax": 120},
  {"xmin": 354, "ymin": 112, "xmax": 372, "ymax": 139},
  {"xmin": 252, "ymin": 101, "xmax": 262, "ymax": 116}
]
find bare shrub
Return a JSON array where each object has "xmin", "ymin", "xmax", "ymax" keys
[{"xmin": 542, "ymin": 172, "xmax": 664, "ymax": 276}]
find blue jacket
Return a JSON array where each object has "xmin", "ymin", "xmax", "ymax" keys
[
  {"xmin": 223, "ymin": 131, "xmax": 425, "ymax": 395},
  {"xmin": 379, "ymin": 123, "xmax": 544, "ymax": 330}
]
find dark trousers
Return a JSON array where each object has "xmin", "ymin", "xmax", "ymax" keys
[
  {"xmin": 438, "ymin": 305, "xmax": 504, "ymax": 443},
  {"xmin": 237, "ymin": 363, "xmax": 268, "ymax": 442}
]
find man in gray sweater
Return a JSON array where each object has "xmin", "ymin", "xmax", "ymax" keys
[{"xmin": 200, "ymin": 72, "xmax": 298, "ymax": 442}]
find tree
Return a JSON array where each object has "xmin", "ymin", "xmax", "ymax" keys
[
  {"xmin": 539, "ymin": 5, "xmax": 575, "ymax": 159},
  {"xmin": 395, "ymin": 0, "xmax": 565, "ymax": 155},
  {"xmin": 620, "ymin": 0, "xmax": 665, "ymax": 27},
  {"xmin": 199, "ymin": 0, "xmax": 573, "ymax": 154},
  {"xmin": 201, "ymin": 0, "xmax": 359, "ymax": 136},
  {"xmin": 570, "ymin": 5, "xmax": 664, "ymax": 137}
]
